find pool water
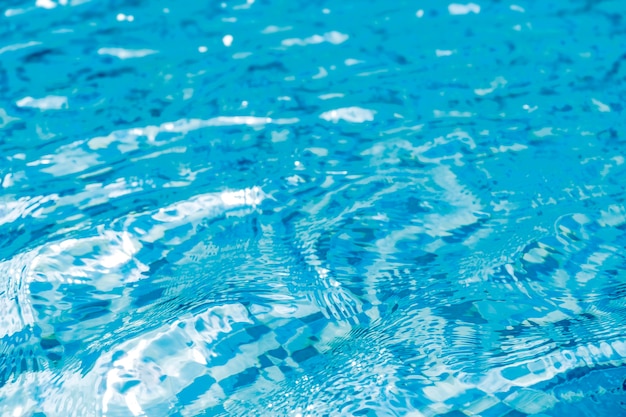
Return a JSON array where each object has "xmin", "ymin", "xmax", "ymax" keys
[{"xmin": 1, "ymin": 0, "xmax": 626, "ymax": 416}]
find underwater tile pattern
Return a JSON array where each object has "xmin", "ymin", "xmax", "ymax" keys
[{"xmin": 1, "ymin": 0, "xmax": 626, "ymax": 416}]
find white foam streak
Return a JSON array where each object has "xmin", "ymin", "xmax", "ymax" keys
[
  {"xmin": 319, "ymin": 107, "xmax": 375, "ymax": 123},
  {"xmin": 0, "ymin": 41, "xmax": 42, "ymax": 55},
  {"xmin": 88, "ymin": 116, "xmax": 299, "ymax": 150},
  {"xmin": 0, "ymin": 195, "xmax": 59, "ymax": 226},
  {"xmin": 282, "ymin": 31, "xmax": 348, "ymax": 47},
  {"xmin": 16, "ymin": 96, "xmax": 68, "ymax": 110},
  {"xmin": 97, "ymin": 47, "xmax": 158, "ymax": 59},
  {"xmin": 448, "ymin": 3, "xmax": 481, "ymax": 15},
  {"xmin": 36, "ymin": 0, "xmax": 57, "ymax": 9},
  {"xmin": 152, "ymin": 186, "xmax": 266, "ymax": 224}
]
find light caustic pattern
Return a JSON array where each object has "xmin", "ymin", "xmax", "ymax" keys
[{"xmin": 0, "ymin": 0, "xmax": 626, "ymax": 416}]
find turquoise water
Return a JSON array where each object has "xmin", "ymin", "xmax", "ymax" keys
[{"xmin": 1, "ymin": 0, "xmax": 626, "ymax": 416}]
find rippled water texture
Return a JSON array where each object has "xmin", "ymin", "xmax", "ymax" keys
[{"xmin": 1, "ymin": 0, "xmax": 626, "ymax": 416}]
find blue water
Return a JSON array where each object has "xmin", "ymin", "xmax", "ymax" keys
[{"xmin": 1, "ymin": 0, "xmax": 626, "ymax": 416}]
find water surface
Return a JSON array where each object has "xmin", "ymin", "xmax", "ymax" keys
[{"xmin": 1, "ymin": 0, "xmax": 626, "ymax": 416}]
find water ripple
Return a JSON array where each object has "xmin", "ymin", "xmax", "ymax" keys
[{"xmin": 1, "ymin": 0, "xmax": 625, "ymax": 416}]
